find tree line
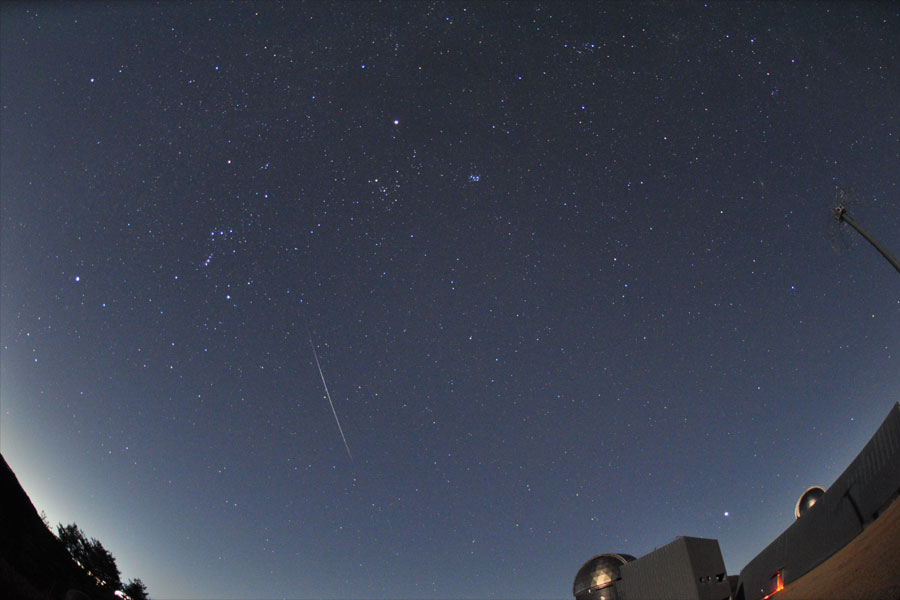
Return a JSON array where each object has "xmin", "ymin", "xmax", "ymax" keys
[{"xmin": 55, "ymin": 522, "xmax": 150, "ymax": 600}]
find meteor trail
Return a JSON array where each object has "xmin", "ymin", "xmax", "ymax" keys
[{"xmin": 308, "ymin": 332, "xmax": 353, "ymax": 462}]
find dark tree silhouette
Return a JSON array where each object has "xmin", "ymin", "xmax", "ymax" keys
[
  {"xmin": 83, "ymin": 536, "xmax": 122, "ymax": 590},
  {"xmin": 57, "ymin": 522, "xmax": 89, "ymax": 566},
  {"xmin": 125, "ymin": 578, "xmax": 150, "ymax": 600},
  {"xmin": 56, "ymin": 522, "xmax": 123, "ymax": 590}
]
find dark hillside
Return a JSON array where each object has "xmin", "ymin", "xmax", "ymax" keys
[{"xmin": 0, "ymin": 452, "xmax": 114, "ymax": 600}]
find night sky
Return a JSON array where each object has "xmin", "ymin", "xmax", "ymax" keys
[{"xmin": 1, "ymin": 2, "xmax": 898, "ymax": 599}]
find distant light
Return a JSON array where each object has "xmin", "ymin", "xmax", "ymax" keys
[
  {"xmin": 393, "ymin": 119, "xmax": 399, "ymax": 125},
  {"xmin": 74, "ymin": 275, "xmax": 80, "ymax": 282},
  {"xmin": 724, "ymin": 511, "xmax": 729, "ymax": 517}
]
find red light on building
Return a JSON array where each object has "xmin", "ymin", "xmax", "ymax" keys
[{"xmin": 761, "ymin": 570, "xmax": 784, "ymax": 600}]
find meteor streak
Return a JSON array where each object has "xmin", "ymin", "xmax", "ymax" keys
[{"xmin": 308, "ymin": 332, "xmax": 353, "ymax": 462}]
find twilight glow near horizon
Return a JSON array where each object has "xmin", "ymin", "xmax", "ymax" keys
[{"xmin": 1, "ymin": 3, "xmax": 898, "ymax": 599}]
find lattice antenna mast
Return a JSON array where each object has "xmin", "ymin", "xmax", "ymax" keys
[{"xmin": 833, "ymin": 202, "xmax": 900, "ymax": 276}]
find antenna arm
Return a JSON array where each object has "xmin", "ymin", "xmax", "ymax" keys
[{"xmin": 835, "ymin": 206, "xmax": 900, "ymax": 276}]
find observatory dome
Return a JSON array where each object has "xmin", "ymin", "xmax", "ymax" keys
[
  {"xmin": 573, "ymin": 553, "xmax": 635, "ymax": 600},
  {"xmin": 794, "ymin": 485, "xmax": 826, "ymax": 519}
]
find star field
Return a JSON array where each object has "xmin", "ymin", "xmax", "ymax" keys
[{"xmin": 1, "ymin": 3, "xmax": 898, "ymax": 599}]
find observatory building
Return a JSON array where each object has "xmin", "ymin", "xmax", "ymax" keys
[
  {"xmin": 573, "ymin": 403, "xmax": 900, "ymax": 600},
  {"xmin": 573, "ymin": 553, "xmax": 635, "ymax": 600},
  {"xmin": 734, "ymin": 402, "xmax": 900, "ymax": 600},
  {"xmin": 573, "ymin": 539, "xmax": 731, "ymax": 600}
]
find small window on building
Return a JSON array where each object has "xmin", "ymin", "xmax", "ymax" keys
[{"xmin": 716, "ymin": 572, "xmax": 725, "ymax": 582}]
